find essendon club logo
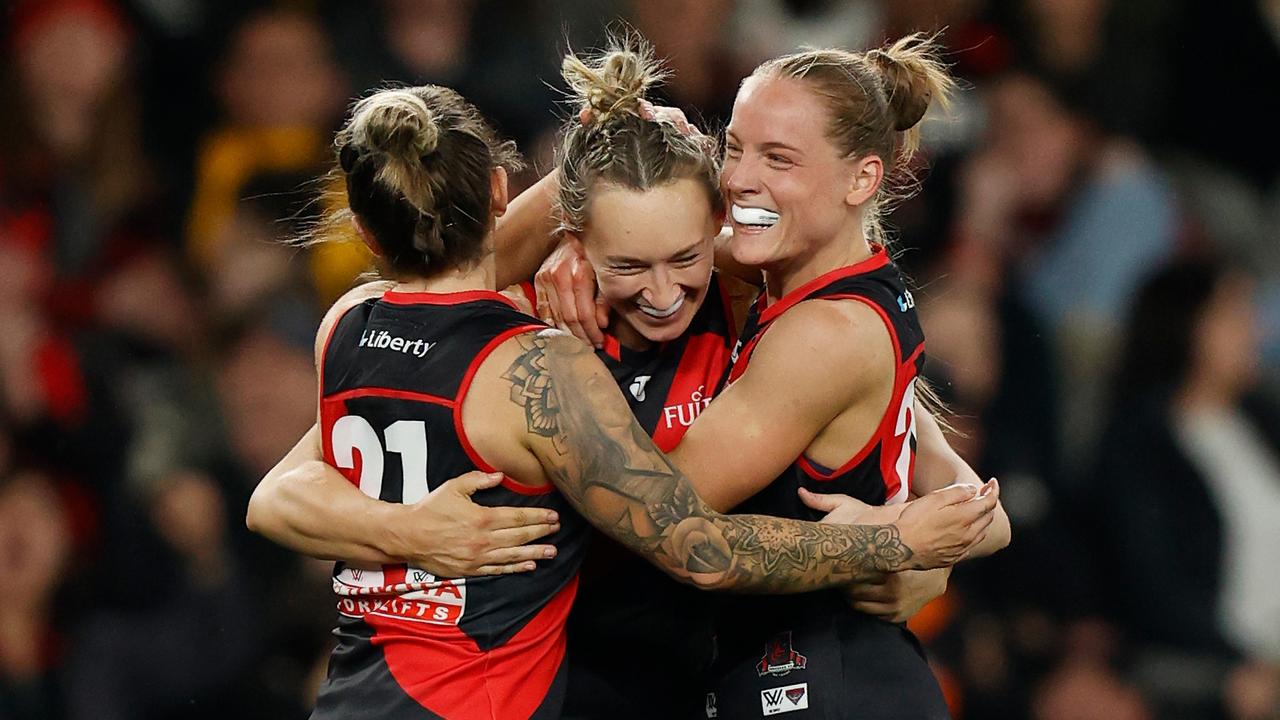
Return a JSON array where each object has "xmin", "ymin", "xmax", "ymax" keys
[
  {"xmin": 757, "ymin": 631, "xmax": 808, "ymax": 677},
  {"xmin": 761, "ymin": 682, "xmax": 809, "ymax": 715}
]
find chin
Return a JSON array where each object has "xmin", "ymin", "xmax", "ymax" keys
[
  {"xmin": 632, "ymin": 313, "xmax": 689, "ymax": 344},
  {"xmin": 638, "ymin": 323, "xmax": 686, "ymax": 344},
  {"xmin": 730, "ymin": 232, "xmax": 776, "ymax": 268}
]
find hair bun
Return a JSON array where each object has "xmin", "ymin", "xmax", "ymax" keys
[
  {"xmin": 563, "ymin": 33, "xmax": 666, "ymax": 124},
  {"xmin": 355, "ymin": 89, "xmax": 440, "ymax": 158},
  {"xmin": 869, "ymin": 50, "xmax": 932, "ymax": 132}
]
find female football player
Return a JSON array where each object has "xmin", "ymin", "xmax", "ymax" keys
[
  {"xmin": 538, "ymin": 34, "xmax": 1014, "ymax": 718},
  {"xmin": 249, "ymin": 77, "xmax": 997, "ymax": 719}
]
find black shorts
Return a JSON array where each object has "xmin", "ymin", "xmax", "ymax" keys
[
  {"xmin": 561, "ymin": 603, "xmax": 715, "ymax": 719},
  {"xmin": 706, "ymin": 594, "xmax": 950, "ymax": 720},
  {"xmin": 562, "ymin": 654, "xmax": 709, "ymax": 720},
  {"xmin": 561, "ymin": 556, "xmax": 717, "ymax": 720}
]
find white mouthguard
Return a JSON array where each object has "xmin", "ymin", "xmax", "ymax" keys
[
  {"xmin": 731, "ymin": 204, "xmax": 780, "ymax": 227},
  {"xmin": 637, "ymin": 294, "xmax": 685, "ymax": 319}
]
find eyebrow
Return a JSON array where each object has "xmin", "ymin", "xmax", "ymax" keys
[
  {"xmin": 605, "ymin": 239, "xmax": 704, "ymax": 265},
  {"xmin": 725, "ymin": 130, "xmax": 803, "ymax": 155}
]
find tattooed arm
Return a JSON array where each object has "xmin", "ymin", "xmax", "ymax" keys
[
  {"xmin": 472, "ymin": 330, "xmax": 997, "ymax": 592},
  {"xmin": 246, "ymin": 282, "xmax": 561, "ymax": 577}
]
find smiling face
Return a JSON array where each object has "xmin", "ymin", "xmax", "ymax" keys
[
  {"xmin": 579, "ymin": 178, "xmax": 719, "ymax": 345},
  {"xmin": 722, "ymin": 75, "xmax": 876, "ymax": 271}
]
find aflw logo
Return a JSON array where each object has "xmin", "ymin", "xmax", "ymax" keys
[{"xmin": 761, "ymin": 683, "xmax": 808, "ymax": 715}]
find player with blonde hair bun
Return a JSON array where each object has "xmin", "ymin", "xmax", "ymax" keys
[{"xmin": 247, "ymin": 65, "xmax": 997, "ymax": 718}]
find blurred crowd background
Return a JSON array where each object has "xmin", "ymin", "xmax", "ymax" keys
[{"xmin": 1, "ymin": 0, "xmax": 1277, "ymax": 718}]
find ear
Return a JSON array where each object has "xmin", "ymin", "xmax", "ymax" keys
[
  {"xmin": 351, "ymin": 215, "xmax": 383, "ymax": 257},
  {"xmin": 490, "ymin": 166, "xmax": 510, "ymax": 218},
  {"xmin": 844, "ymin": 154, "xmax": 884, "ymax": 208}
]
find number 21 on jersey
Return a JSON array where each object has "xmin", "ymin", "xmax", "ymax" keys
[{"xmin": 330, "ymin": 415, "xmax": 429, "ymax": 504}]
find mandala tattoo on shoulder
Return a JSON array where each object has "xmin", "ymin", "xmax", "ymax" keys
[{"xmin": 501, "ymin": 335, "xmax": 565, "ymax": 454}]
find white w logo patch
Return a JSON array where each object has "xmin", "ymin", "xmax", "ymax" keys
[{"xmin": 761, "ymin": 683, "xmax": 808, "ymax": 715}]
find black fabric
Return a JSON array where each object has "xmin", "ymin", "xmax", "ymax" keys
[
  {"xmin": 316, "ymin": 291, "xmax": 587, "ymax": 717},
  {"xmin": 564, "ymin": 275, "xmax": 735, "ymax": 718},
  {"xmin": 710, "ymin": 593, "xmax": 949, "ymax": 720},
  {"xmin": 711, "ymin": 255, "xmax": 945, "ymax": 717}
]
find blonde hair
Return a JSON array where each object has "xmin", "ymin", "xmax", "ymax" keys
[
  {"xmin": 312, "ymin": 85, "xmax": 521, "ymax": 277},
  {"xmin": 752, "ymin": 33, "xmax": 955, "ymax": 244},
  {"xmin": 556, "ymin": 32, "xmax": 724, "ymax": 235}
]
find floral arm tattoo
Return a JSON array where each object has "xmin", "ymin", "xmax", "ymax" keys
[{"xmin": 502, "ymin": 331, "xmax": 913, "ymax": 592}]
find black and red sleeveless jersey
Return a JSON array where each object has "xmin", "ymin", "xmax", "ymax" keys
[
  {"xmin": 710, "ymin": 249, "xmax": 947, "ymax": 717},
  {"xmin": 596, "ymin": 272, "xmax": 737, "ymax": 448},
  {"xmin": 313, "ymin": 288, "xmax": 588, "ymax": 720},
  {"xmin": 563, "ymin": 273, "xmax": 739, "ymax": 718},
  {"xmin": 728, "ymin": 246, "xmax": 924, "ymax": 517}
]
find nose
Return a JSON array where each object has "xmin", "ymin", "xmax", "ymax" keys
[
  {"xmin": 641, "ymin": 266, "xmax": 683, "ymax": 310},
  {"xmin": 725, "ymin": 153, "xmax": 760, "ymax": 197}
]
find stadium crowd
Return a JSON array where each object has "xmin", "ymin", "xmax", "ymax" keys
[{"xmin": 0, "ymin": 0, "xmax": 1277, "ymax": 718}]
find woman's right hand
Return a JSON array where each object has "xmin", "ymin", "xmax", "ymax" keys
[
  {"xmin": 893, "ymin": 480, "xmax": 999, "ymax": 569},
  {"xmin": 390, "ymin": 471, "xmax": 562, "ymax": 577},
  {"xmin": 533, "ymin": 238, "xmax": 609, "ymax": 347}
]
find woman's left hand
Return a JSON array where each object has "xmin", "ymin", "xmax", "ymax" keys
[
  {"xmin": 798, "ymin": 487, "xmax": 906, "ymax": 527},
  {"xmin": 842, "ymin": 568, "xmax": 950, "ymax": 624},
  {"xmin": 533, "ymin": 238, "xmax": 609, "ymax": 347}
]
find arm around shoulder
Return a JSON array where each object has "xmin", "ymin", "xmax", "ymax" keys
[{"xmin": 480, "ymin": 329, "xmax": 991, "ymax": 593}]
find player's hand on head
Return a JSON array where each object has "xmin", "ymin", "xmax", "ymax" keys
[
  {"xmin": 894, "ymin": 479, "xmax": 999, "ymax": 569},
  {"xmin": 842, "ymin": 568, "xmax": 949, "ymax": 624},
  {"xmin": 638, "ymin": 101, "xmax": 700, "ymax": 137},
  {"xmin": 534, "ymin": 237, "xmax": 607, "ymax": 348},
  {"xmin": 399, "ymin": 471, "xmax": 561, "ymax": 577},
  {"xmin": 580, "ymin": 101, "xmax": 702, "ymax": 138}
]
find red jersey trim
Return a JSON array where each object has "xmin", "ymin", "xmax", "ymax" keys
[
  {"xmin": 382, "ymin": 288, "xmax": 522, "ymax": 311},
  {"xmin": 517, "ymin": 280, "xmax": 538, "ymax": 311},
  {"xmin": 318, "ymin": 300, "xmax": 365, "ymax": 456},
  {"xmin": 794, "ymin": 294, "xmax": 903, "ymax": 487},
  {"xmin": 758, "ymin": 246, "xmax": 890, "ymax": 326},
  {"xmin": 325, "ymin": 386, "xmax": 455, "ymax": 408},
  {"xmin": 453, "ymin": 323, "xmax": 555, "ymax": 496},
  {"xmin": 601, "ymin": 333, "xmax": 622, "ymax": 362}
]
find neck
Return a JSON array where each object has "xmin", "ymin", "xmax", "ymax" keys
[
  {"xmin": 392, "ymin": 255, "xmax": 495, "ymax": 294},
  {"xmin": 611, "ymin": 316, "xmax": 653, "ymax": 352},
  {"xmin": 763, "ymin": 225, "xmax": 874, "ymax": 303}
]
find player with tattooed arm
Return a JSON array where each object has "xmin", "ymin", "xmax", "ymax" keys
[{"xmin": 246, "ymin": 84, "xmax": 996, "ymax": 719}]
